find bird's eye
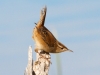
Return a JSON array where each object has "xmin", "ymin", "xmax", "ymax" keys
[{"xmin": 61, "ymin": 48, "xmax": 63, "ymax": 49}]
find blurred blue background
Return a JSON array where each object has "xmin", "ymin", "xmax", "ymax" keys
[{"xmin": 0, "ymin": 0, "xmax": 100, "ymax": 75}]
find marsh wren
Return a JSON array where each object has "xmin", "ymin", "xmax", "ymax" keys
[{"xmin": 32, "ymin": 6, "xmax": 73, "ymax": 53}]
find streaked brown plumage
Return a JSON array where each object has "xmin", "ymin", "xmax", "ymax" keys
[{"xmin": 32, "ymin": 6, "xmax": 73, "ymax": 53}]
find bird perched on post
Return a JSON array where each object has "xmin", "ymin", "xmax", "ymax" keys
[{"xmin": 32, "ymin": 6, "xmax": 73, "ymax": 53}]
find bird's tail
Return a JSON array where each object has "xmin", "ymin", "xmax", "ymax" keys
[{"xmin": 37, "ymin": 6, "xmax": 47, "ymax": 27}]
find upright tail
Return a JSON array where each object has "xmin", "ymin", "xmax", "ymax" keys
[{"xmin": 37, "ymin": 6, "xmax": 47, "ymax": 27}]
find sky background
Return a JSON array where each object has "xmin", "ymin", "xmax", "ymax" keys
[{"xmin": 0, "ymin": 0, "xmax": 100, "ymax": 75}]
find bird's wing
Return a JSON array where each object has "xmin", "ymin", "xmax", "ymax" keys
[{"xmin": 36, "ymin": 26, "xmax": 56, "ymax": 47}]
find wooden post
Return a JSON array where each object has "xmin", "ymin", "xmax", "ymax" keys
[
  {"xmin": 24, "ymin": 46, "xmax": 33, "ymax": 75},
  {"xmin": 25, "ymin": 46, "xmax": 51, "ymax": 75}
]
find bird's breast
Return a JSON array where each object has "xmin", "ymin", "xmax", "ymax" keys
[{"xmin": 33, "ymin": 27, "xmax": 57, "ymax": 53}]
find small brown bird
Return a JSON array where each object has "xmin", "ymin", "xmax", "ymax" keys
[{"xmin": 32, "ymin": 6, "xmax": 73, "ymax": 53}]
